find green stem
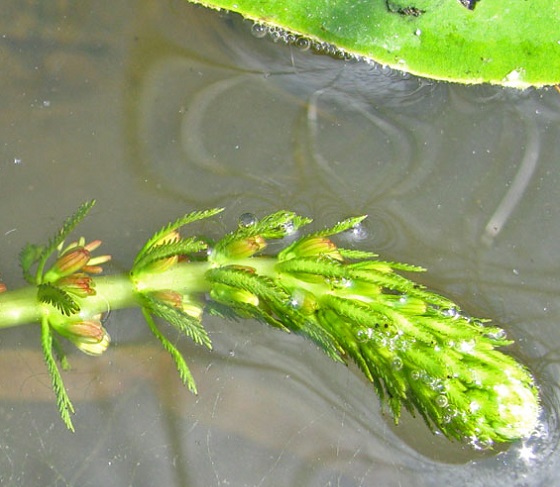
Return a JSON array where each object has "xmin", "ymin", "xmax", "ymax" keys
[{"xmin": 0, "ymin": 258, "xmax": 282, "ymax": 330}]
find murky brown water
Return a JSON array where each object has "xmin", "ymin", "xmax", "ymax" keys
[{"xmin": 1, "ymin": 1, "xmax": 560, "ymax": 485}]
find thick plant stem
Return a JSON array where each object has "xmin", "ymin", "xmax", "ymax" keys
[
  {"xmin": 0, "ymin": 274, "xmax": 133, "ymax": 329},
  {"xmin": 0, "ymin": 259, "xmax": 280, "ymax": 330}
]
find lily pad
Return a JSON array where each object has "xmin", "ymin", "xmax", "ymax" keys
[{"xmin": 186, "ymin": 0, "xmax": 560, "ymax": 88}]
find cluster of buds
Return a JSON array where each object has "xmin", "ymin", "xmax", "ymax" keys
[
  {"xmin": 44, "ymin": 238, "xmax": 111, "ymax": 284},
  {"xmin": 43, "ymin": 238, "xmax": 112, "ymax": 355},
  {"xmin": 50, "ymin": 314, "xmax": 111, "ymax": 356}
]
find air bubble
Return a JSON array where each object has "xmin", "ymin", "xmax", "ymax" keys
[
  {"xmin": 347, "ymin": 221, "xmax": 368, "ymax": 242},
  {"xmin": 392, "ymin": 357, "xmax": 403, "ymax": 370},
  {"xmin": 327, "ymin": 277, "xmax": 351, "ymax": 289},
  {"xmin": 470, "ymin": 436, "xmax": 494, "ymax": 451},
  {"xmin": 285, "ymin": 33, "xmax": 297, "ymax": 44},
  {"xmin": 289, "ymin": 297, "xmax": 301, "ymax": 309},
  {"xmin": 486, "ymin": 328, "xmax": 507, "ymax": 340},
  {"xmin": 458, "ymin": 339, "xmax": 475, "ymax": 354},
  {"xmin": 356, "ymin": 328, "xmax": 374, "ymax": 343},
  {"xmin": 469, "ymin": 400, "xmax": 481, "ymax": 413},
  {"xmin": 288, "ymin": 290, "xmax": 307, "ymax": 310},
  {"xmin": 411, "ymin": 370, "xmax": 422, "ymax": 381},
  {"xmin": 442, "ymin": 307, "xmax": 460, "ymax": 319},
  {"xmin": 281, "ymin": 220, "xmax": 296, "ymax": 235},
  {"xmin": 238, "ymin": 213, "xmax": 257, "ymax": 228},
  {"xmin": 435, "ymin": 395, "xmax": 448, "ymax": 408},
  {"xmin": 445, "ymin": 405, "xmax": 459, "ymax": 418},
  {"xmin": 295, "ymin": 37, "xmax": 311, "ymax": 51},
  {"xmin": 250, "ymin": 23, "xmax": 268, "ymax": 38},
  {"xmin": 428, "ymin": 378, "xmax": 445, "ymax": 393}
]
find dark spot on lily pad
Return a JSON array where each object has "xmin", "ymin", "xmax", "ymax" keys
[
  {"xmin": 386, "ymin": 1, "xmax": 425, "ymax": 17},
  {"xmin": 458, "ymin": 0, "xmax": 480, "ymax": 9}
]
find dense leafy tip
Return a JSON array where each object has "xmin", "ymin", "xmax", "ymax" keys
[
  {"xmin": 186, "ymin": 0, "xmax": 560, "ymax": 87},
  {"xmin": 205, "ymin": 212, "xmax": 540, "ymax": 446}
]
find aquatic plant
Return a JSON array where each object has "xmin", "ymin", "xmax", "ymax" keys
[
  {"xmin": 0, "ymin": 201, "xmax": 540, "ymax": 448},
  {"xmin": 185, "ymin": 0, "xmax": 560, "ymax": 87}
]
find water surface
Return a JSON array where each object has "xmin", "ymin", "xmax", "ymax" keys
[{"xmin": 1, "ymin": 1, "xmax": 559, "ymax": 486}]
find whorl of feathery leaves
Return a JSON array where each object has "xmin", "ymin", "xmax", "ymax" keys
[{"xmin": 200, "ymin": 212, "xmax": 540, "ymax": 447}]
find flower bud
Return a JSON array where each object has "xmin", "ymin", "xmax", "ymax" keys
[
  {"xmin": 51, "ymin": 317, "xmax": 111, "ymax": 356},
  {"xmin": 44, "ymin": 239, "xmax": 111, "ymax": 282},
  {"xmin": 211, "ymin": 283, "xmax": 259, "ymax": 307},
  {"xmin": 383, "ymin": 295, "xmax": 427, "ymax": 315},
  {"xmin": 74, "ymin": 329, "xmax": 111, "ymax": 356},
  {"xmin": 46, "ymin": 247, "xmax": 91, "ymax": 281},
  {"xmin": 155, "ymin": 230, "xmax": 181, "ymax": 246},
  {"xmin": 152, "ymin": 291, "xmax": 204, "ymax": 320},
  {"xmin": 181, "ymin": 296, "xmax": 204, "ymax": 320},
  {"xmin": 288, "ymin": 236, "xmax": 343, "ymax": 261},
  {"xmin": 152, "ymin": 290, "xmax": 183, "ymax": 309},
  {"xmin": 337, "ymin": 280, "xmax": 381, "ymax": 300},
  {"xmin": 220, "ymin": 236, "xmax": 267, "ymax": 260},
  {"xmin": 143, "ymin": 231, "xmax": 181, "ymax": 272},
  {"xmin": 57, "ymin": 273, "xmax": 96, "ymax": 298}
]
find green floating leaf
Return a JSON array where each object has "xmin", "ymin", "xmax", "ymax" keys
[{"xmin": 187, "ymin": 0, "xmax": 560, "ymax": 87}]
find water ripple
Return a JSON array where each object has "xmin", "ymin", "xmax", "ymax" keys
[{"xmin": 124, "ymin": 4, "xmax": 560, "ymax": 484}]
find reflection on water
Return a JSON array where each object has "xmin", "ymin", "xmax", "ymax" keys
[{"xmin": 1, "ymin": 1, "xmax": 560, "ymax": 486}]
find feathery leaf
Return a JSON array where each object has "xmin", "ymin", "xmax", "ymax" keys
[
  {"xmin": 135, "ymin": 208, "xmax": 223, "ymax": 265},
  {"xmin": 35, "ymin": 200, "xmax": 96, "ymax": 283},
  {"xmin": 140, "ymin": 294, "xmax": 211, "ymax": 349},
  {"xmin": 37, "ymin": 283, "xmax": 80, "ymax": 316},
  {"xmin": 133, "ymin": 238, "xmax": 208, "ymax": 271},
  {"xmin": 41, "ymin": 317, "xmax": 75, "ymax": 431},
  {"xmin": 143, "ymin": 309, "xmax": 198, "ymax": 393}
]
